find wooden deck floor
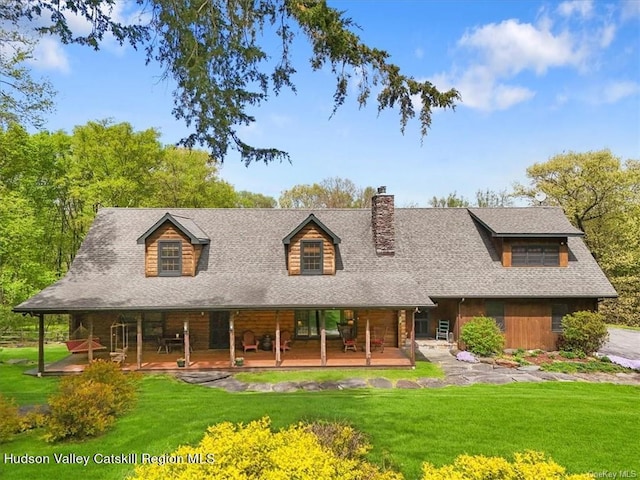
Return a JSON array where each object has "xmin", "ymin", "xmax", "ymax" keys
[{"xmin": 40, "ymin": 340, "xmax": 413, "ymax": 374}]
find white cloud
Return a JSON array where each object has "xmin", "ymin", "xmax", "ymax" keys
[
  {"xmin": 602, "ymin": 80, "xmax": 640, "ymax": 103},
  {"xmin": 599, "ymin": 23, "xmax": 616, "ymax": 48},
  {"xmin": 621, "ymin": 0, "xmax": 640, "ymax": 21},
  {"xmin": 458, "ymin": 19, "xmax": 583, "ymax": 76},
  {"xmin": 28, "ymin": 37, "xmax": 70, "ymax": 73},
  {"xmin": 557, "ymin": 0, "xmax": 594, "ymax": 19},
  {"xmin": 414, "ymin": 47, "xmax": 424, "ymax": 59}
]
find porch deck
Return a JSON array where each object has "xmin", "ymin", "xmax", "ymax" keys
[{"xmin": 38, "ymin": 339, "xmax": 413, "ymax": 374}]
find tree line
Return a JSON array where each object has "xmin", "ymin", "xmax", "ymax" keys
[{"xmin": 1, "ymin": 122, "xmax": 638, "ymax": 328}]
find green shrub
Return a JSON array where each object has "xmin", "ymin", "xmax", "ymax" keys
[
  {"xmin": 460, "ymin": 316, "xmax": 505, "ymax": 357},
  {"xmin": 305, "ymin": 419, "xmax": 370, "ymax": 459},
  {"xmin": 421, "ymin": 450, "xmax": 593, "ymax": 479},
  {"xmin": 130, "ymin": 417, "xmax": 402, "ymax": 480},
  {"xmin": 45, "ymin": 360, "xmax": 139, "ymax": 442},
  {"xmin": 45, "ymin": 379, "xmax": 117, "ymax": 442},
  {"xmin": 558, "ymin": 311, "xmax": 609, "ymax": 355},
  {"xmin": 0, "ymin": 394, "xmax": 20, "ymax": 443}
]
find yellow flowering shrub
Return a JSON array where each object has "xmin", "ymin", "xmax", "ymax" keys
[
  {"xmin": 0, "ymin": 394, "xmax": 20, "ymax": 443},
  {"xmin": 130, "ymin": 417, "xmax": 402, "ymax": 480},
  {"xmin": 421, "ymin": 450, "xmax": 594, "ymax": 480}
]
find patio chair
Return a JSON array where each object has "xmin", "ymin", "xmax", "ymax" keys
[
  {"xmin": 371, "ymin": 327, "xmax": 387, "ymax": 352},
  {"xmin": 338, "ymin": 325, "xmax": 357, "ymax": 353},
  {"xmin": 242, "ymin": 330, "xmax": 259, "ymax": 353},
  {"xmin": 273, "ymin": 330, "xmax": 292, "ymax": 352},
  {"xmin": 435, "ymin": 320, "xmax": 449, "ymax": 341},
  {"xmin": 156, "ymin": 336, "xmax": 169, "ymax": 354}
]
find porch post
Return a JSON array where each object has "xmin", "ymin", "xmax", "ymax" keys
[
  {"xmin": 136, "ymin": 315, "xmax": 142, "ymax": 369},
  {"xmin": 410, "ymin": 309, "xmax": 416, "ymax": 366},
  {"xmin": 229, "ymin": 313, "xmax": 236, "ymax": 368},
  {"xmin": 365, "ymin": 316, "xmax": 371, "ymax": 366},
  {"xmin": 37, "ymin": 313, "xmax": 45, "ymax": 376},
  {"xmin": 87, "ymin": 316, "xmax": 94, "ymax": 362},
  {"xmin": 320, "ymin": 310, "xmax": 326, "ymax": 366},
  {"xmin": 275, "ymin": 311, "xmax": 281, "ymax": 367},
  {"xmin": 183, "ymin": 319, "xmax": 190, "ymax": 367}
]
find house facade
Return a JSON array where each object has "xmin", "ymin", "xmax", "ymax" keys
[{"xmin": 15, "ymin": 189, "xmax": 617, "ymax": 373}]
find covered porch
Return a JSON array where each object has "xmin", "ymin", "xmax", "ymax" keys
[
  {"xmin": 34, "ymin": 339, "xmax": 412, "ymax": 374},
  {"xmin": 30, "ymin": 307, "xmax": 417, "ymax": 374}
]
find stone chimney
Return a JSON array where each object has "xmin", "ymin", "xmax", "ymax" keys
[{"xmin": 371, "ymin": 186, "xmax": 395, "ymax": 256}]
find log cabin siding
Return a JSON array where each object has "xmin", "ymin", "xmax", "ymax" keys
[
  {"xmin": 457, "ymin": 298, "xmax": 598, "ymax": 351},
  {"xmin": 144, "ymin": 223, "xmax": 198, "ymax": 277},
  {"xmin": 287, "ymin": 224, "xmax": 336, "ymax": 275}
]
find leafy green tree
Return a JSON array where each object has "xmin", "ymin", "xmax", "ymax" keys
[
  {"xmin": 475, "ymin": 188, "xmax": 513, "ymax": 207},
  {"xmin": 515, "ymin": 150, "xmax": 640, "ymax": 326},
  {"xmin": 428, "ymin": 192, "xmax": 470, "ymax": 208},
  {"xmin": 145, "ymin": 147, "xmax": 237, "ymax": 208},
  {"xmin": 0, "ymin": 25, "xmax": 56, "ymax": 128},
  {"xmin": 235, "ymin": 191, "xmax": 277, "ymax": 208},
  {"xmin": 9, "ymin": 0, "xmax": 459, "ymax": 164},
  {"xmin": 279, "ymin": 177, "xmax": 374, "ymax": 208}
]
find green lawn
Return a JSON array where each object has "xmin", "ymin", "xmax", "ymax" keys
[{"xmin": 1, "ymin": 346, "xmax": 639, "ymax": 479}]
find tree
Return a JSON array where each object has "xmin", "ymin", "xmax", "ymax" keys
[
  {"xmin": 514, "ymin": 150, "xmax": 635, "ymax": 232},
  {"xmin": 145, "ymin": 147, "xmax": 238, "ymax": 208},
  {"xmin": 9, "ymin": 0, "xmax": 460, "ymax": 165},
  {"xmin": 475, "ymin": 188, "xmax": 513, "ymax": 207},
  {"xmin": 0, "ymin": 26, "xmax": 56, "ymax": 128},
  {"xmin": 235, "ymin": 191, "xmax": 277, "ymax": 208},
  {"xmin": 278, "ymin": 177, "xmax": 374, "ymax": 208},
  {"xmin": 515, "ymin": 150, "xmax": 640, "ymax": 326},
  {"xmin": 429, "ymin": 192, "xmax": 469, "ymax": 208}
]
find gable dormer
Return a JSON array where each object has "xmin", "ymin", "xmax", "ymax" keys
[
  {"xmin": 137, "ymin": 213, "xmax": 209, "ymax": 277},
  {"xmin": 283, "ymin": 214, "xmax": 341, "ymax": 275},
  {"xmin": 468, "ymin": 207, "xmax": 584, "ymax": 268}
]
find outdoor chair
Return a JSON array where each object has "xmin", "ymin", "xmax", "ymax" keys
[
  {"xmin": 242, "ymin": 330, "xmax": 259, "ymax": 353},
  {"xmin": 371, "ymin": 327, "xmax": 387, "ymax": 352},
  {"xmin": 156, "ymin": 336, "xmax": 169, "ymax": 354},
  {"xmin": 338, "ymin": 325, "xmax": 357, "ymax": 352},
  {"xmin": 272, "ymin": 330, "xmax": 292, "ymax": 352},
  {"xmin": 435, "ymin": 320, "xmax": 450, "ymax": 341}
]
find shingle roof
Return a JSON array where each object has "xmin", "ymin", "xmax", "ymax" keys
[
  {"xmin": 468, "ymin": 207, "xmax": 584, "ymax": 237},
  {"xmin": 14, "ymin": 207, "xmax": 616, "ymax": 313}
]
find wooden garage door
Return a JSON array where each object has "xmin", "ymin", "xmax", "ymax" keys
[{"xmin": 505, "ymin": 303, "xmax": 555, "ymax": 350}]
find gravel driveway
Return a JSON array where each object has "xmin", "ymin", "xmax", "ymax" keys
[{"xmin": 598, "ymin": 327, "xmax": 640, "ymax": 360}]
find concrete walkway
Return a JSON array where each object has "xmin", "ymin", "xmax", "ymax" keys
[{"xmin": 176, "ymin": 345, "xmax": 640, "ymax": 392}]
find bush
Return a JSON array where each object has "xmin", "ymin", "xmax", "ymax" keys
[
  {"xmin": 45, "ymin": 360, "xmax": 139, "ymax": 442},
  {"xmin": 460, "ymin": 316, "xmax": 505, "ymax": 357},
  {"xmin": 558, "ymin": 311, "xmax": 609, "ymax": 355},
  {"xmin": 0, "ymin": 394, "xmax": 20, "ymax": 443},
  {"xmin": 130, "ymin": 417, "xmax": 403, "ymax": 480},
  {"xmin": 45, "ymin": 379, "xmax": 117, "ymax": 442},
  {"xmin": 421, "ymin": 450, "xmax": 593, "ymax": 479}
]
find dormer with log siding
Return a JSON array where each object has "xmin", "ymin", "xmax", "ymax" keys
[
  {"xmin": 137, "ymin": 213, "xmax": 210, "ymax": 277},
  {"xmin": 283, "ymin": 214, "xmax": 341, "ymax": 275},
  {"xmin": 467, "ymin": 207, "xmax": 584, "ymax": 269}
]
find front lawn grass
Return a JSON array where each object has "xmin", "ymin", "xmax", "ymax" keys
[
  {"xmin": 1, "ymin": 370, "xmax": 638, "ymax": 480},
  {"xmin": 0, "ymin": 345, "xmax": 68, "ymax": 405},
  {"xmin": 235, "ymin": 359, "xmax": 443, "ymax": 384}
]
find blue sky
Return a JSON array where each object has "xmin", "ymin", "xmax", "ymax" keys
[{"xmin": 25, "ymin": 0, "xmax": 640, "ymax": 206}]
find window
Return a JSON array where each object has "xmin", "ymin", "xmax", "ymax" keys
[
  {"xmin": 552, "ymin": 304, "xmax": 568, "ymax": 333},
  {"xmin": 158, "ymin": 241, "xmax": 182, "ymax": 276},
  {"xmin": 486, "ymin": 301, "xmax": 505, "ymax": 332},
  {"xmin": 295, "ymin": 310, "xmax": 346, "ymax": 338},
  {"xmin": 301, "ymin": 240, "xmax": 323, "ymax": 274},
  {"xmin": 512, "ymin": 245, "xmax": 559, "ymax": 266}
]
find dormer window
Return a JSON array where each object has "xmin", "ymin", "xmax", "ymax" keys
[
  {"xmin": 512, "ymin": 245, "xmax": 559, "ymax": 266},
  {"xmin": 158, "ymin": 241, "xmax": 182, "ymax": 276},
  {"xmin": 301, "ymin": 240, "xmax": 323, "ymax": 275}
]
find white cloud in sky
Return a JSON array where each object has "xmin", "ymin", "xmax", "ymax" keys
[
  {"xmin": 28, "ymin": 37, "xmax": 70, "ymax": 73},
  {"xmin": 414, "ymin": 47, "xmax": 424, "ymax": 59},
  {"xmin": 621, "ymin": 0, "xmax": 640, "ymax": 20},
  {"xmin": 602, "ymin": 80, "xmax": 640, "ymax": 104},
  {"xmin": 557, "ymin": 0, "xmax": 594, "ymax": 19}
]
